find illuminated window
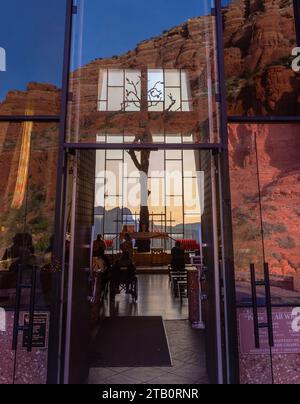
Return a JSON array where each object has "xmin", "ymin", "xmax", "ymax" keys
[
  {"xmin": 148, "ymin": 69, "xmax": 192, "ymax": 112},
  {"xmin": 98, "ymin": 69, "xmax": 192, "ymax": 112},
  {"xmin": 98, "ymin": 69, "xmax": 141, "ymax": 111}
]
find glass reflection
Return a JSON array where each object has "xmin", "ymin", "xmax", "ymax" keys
[
  {"xmin": 94, "ymin": 149, "xmax": 203, "ymax": 251},
  {"xmin": 229, "ymin": 123, "xmax": 300, "ymax": 305},
  {"xmin": 223, "ymin": 0, "xmax": 299, "ymax": 116},
  {"xmin": 0, "ymin": 0, "xmax": 66, "ymax": 115},
  {"xmin": 67, "ymin": 0, "xmax": 219, "ymax": 143},
  {"xmin": 0, "ymin": 122, "xmax": 59, "ymax": 308}
]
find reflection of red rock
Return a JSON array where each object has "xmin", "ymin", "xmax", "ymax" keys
[
  {"xmin": 0, "ymin": 121, "xmax": 59, "ymax": 256},
  {"xmin": 0, "ymin": 0, "xmax": 298, "ymax": 119},
  {"xmin": 67, "ymin": 16, "xmax": 218, "ymax": 142},
  {"xmin": 229, "ymin": 123, "xmax": 300, "ymax": 290},
  {"xmin": 0, "ymin": 83, "xmax": 61, "ymax": 115},
  {"xmin": 224, "ymin": 0, "xmax": 300, "ymax": 115}
]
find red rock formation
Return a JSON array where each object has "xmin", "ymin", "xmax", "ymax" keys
[
  {"xmin": 229, "ymin": 123, "xmax": 300, "ymax": 291},
  {"xmin": 0, "ymin": 121, "xmax": 59, "ymax": 256},
  {"xmin": 0, "ymin": 3, "xmax": 299, "ymax": 271},
  {"xmin": 67, "ymin": 15, "xmax": 218, "ymax": 143},
  {"xmin": 223, "ymin": 0, "xmax": 300, "ymax": 115},
  {"xmin": 0, "ymin": 83, "xmax": 61, "ymax": 115}
]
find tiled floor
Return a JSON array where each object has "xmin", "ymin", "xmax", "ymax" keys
[
  {"xmin": 104, "ymin": 274, "xmax": 188, "ymax": 320},
  {"xmin": 89, "ymin": 274, "xmax": 209, "ymax": 385}
]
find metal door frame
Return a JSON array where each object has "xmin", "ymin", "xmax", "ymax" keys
[{"xmin": 47, "ymin": 0, "xmax": 240, "ymax": 385}]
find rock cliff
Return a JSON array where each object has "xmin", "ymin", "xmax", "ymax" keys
[{"xmin": 224, "ymin": 0, "xmax": 300, "ymax": 115}]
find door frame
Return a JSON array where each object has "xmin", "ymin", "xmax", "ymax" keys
[
  {"xmin": 47, "ymin": 0, "xmax": 240, "ymax": 385},
  {"xmin": 55, "ymin": 142, "xmax": 238, "ymax": 384}
]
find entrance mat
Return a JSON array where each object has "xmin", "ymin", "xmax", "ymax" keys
[{"xmin": 90, "ymin": 316, "xmax": 172, "ymax": 367}]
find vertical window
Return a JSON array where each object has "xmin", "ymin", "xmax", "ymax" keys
[
  {"xmin": 98, "ymin": 69, "xmax": 141, "ymax": 111},
  {"xmin": 148, "ymin": 69, "xmax": 192, "ymax": 112}
]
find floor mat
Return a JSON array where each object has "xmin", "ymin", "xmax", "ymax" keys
[{"xmin": 90, "ymin": 316, "xmax": 172, "ymax": 367}]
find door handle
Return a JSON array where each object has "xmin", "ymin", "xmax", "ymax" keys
[
  {"xmin": 250, "ymin": 263, "xmax": 274, "ymax": 350},
  {"xmin": 264, "ymin": 263, "xmax": 274, "ymax": 348},
  {"xmin": 12, "ymin": 265, "xmax": 37, "ymax": 352},
  {"xmin": 250, "ymin": 263, "xmax": 260, "ymax": 349},
  {"xmin": 27, "ymin": 266, "xmax": 37, "ymax": 353}
]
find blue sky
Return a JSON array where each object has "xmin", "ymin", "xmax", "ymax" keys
[
  {"xmin": 0, "ymin": 0, "xmax": 66, "ymax": 101},
  {"xmin": 0, "ymin": 0, "xmax": 230, "ymax": 101},
  {"xmin": 72, "ymin": 0, "xmax": 215, "ymax": 69}
]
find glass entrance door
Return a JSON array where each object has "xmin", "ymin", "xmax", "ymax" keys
[
  {"xmin": 63, "ymin": 145, "xmax": 226, "ymax": 384},
  {"xmin": 62, "ymin": 0, "xmax": 232, "ymax": 385}
]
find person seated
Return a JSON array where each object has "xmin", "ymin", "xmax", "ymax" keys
[
  {"xmin": 93, "ymin": 234, "xmax": 111, "ymax": 269},
  {"xmin": 120, "ymin": 233, "xmax": 134, "ymax": 261},
  {"xmin": 111, "ymin": 250, "xmax": 136, "ymax": 295},
  {"xmin": 171, "ymin": 241, "xmax": 186, "ymax": 272}
]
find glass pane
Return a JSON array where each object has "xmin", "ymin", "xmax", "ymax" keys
[
  {"xmin": 229, "ymin": 123, "xmax": 300, "ymax": 305},
  {"xmin": 0, "ymin": 122, "xmax": 59, "ymax": 384},
  {"xmin": 165, "ymin": 87, "xmax": 181, "ymax": 111},
  {"xmin": 94, "ymin": 215, "xmax": 104, "ymax": 236},
  {"xmin": 105, "ymin": 161, "xmax": 123, "ymax": 196},
  {"xmin": 67, "ymin": 0, "xmax": 220, "ymax": 143},
  {"xmin": 107, "ymin": 87, "xmax": 124, "ymax": 111},
  {"xmin": 125, "ymin": 70, "xmax": 141, "ymax": 107},
  {"xmin": 148, "ymin": 70, "xmax": 164, "ymax": 102},
  {"xmin": 124, "ymin": 153, "xmax": 140, "ymax": 178},
  {"xmin": 184, "ymin": 178, "xmax": 201, "ymax": 214},
  {"xmin": 166, "ymin": 150, "xmax": 182, "ymax": 160},
  {"xmin": 95, "ymin": 150, "xmax": 105, "ymax": 176},
  {"xmin": 149, "ymin": 150, "xmax": 165, "ymax": 173},
  {"xmin": 106, "ymin": 149, "xmax": 123, "ymax": 160},
  {"xmin": 165, "ymin": 70, "xmax": 181, "ymax": 87},
  {"xmin": 223, "ymin": 0, "xmax": 299, "ymax": 117},
  {"xmin": 181, "ymin": 71, "xmax": 192, "ymax": 101},
  {"xmin": 166, "ymin": 134, "xmax": 182, "ymax": 144},
  {"xmin": 108, "ymin": 69, "xmax": 124, "ymax": 87},
  {"xmin": 256, "ymin": 124, "xmax": 300, "ymax": 305},
  {"xmin": 107, "ymin": 135, "xmax": 124, "ymax": 143},
  {"xmin": 123, "ymin": 178, "xmax": 141, "ymax": 213},
  {"xmin": 0, "ymin": 1, "xmax": 66, "ymax": 116},
  {"xmin": 166, "ymin": 197, "xmax": 184, "ymax": 234},
  {"xmin": 148, "ymin": 102, "xmax": 164, "ymax": 112},
  {"xmin": 105, "ymin": 196, "xmax": 123, "ymax": 210},
  {"xmin": 229, "ymin": 124, "xmax": 300, "ymax": 384},
  {"xmin": 229, "ymin": 124, "xmax": 265, "ymax": 302},
  {"xmin": 95, "ymin": 178, "xmax": 105, "ymax": 207},
  {"xmin": 184, "ymin": 219, "xmax": 201, "ymax": 244},
  {"xmin": 98, "ymin": 70, "xmax": 108, "ymax": 100},
  {"xmin": 183, "ymin": 150, "xmax": 198, "ymax": 176},
  {"xmin": 98, "ymin": 101, "xmax": 107, "ymax": 112}
]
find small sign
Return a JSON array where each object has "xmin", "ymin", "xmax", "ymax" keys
[
  {"xmin": 239, "ymin": 308, "xmax": 300, "ymax": 355},
  {"xmin": 22, "ymin": 313, "xmax": 49, "ymax": 349}
]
